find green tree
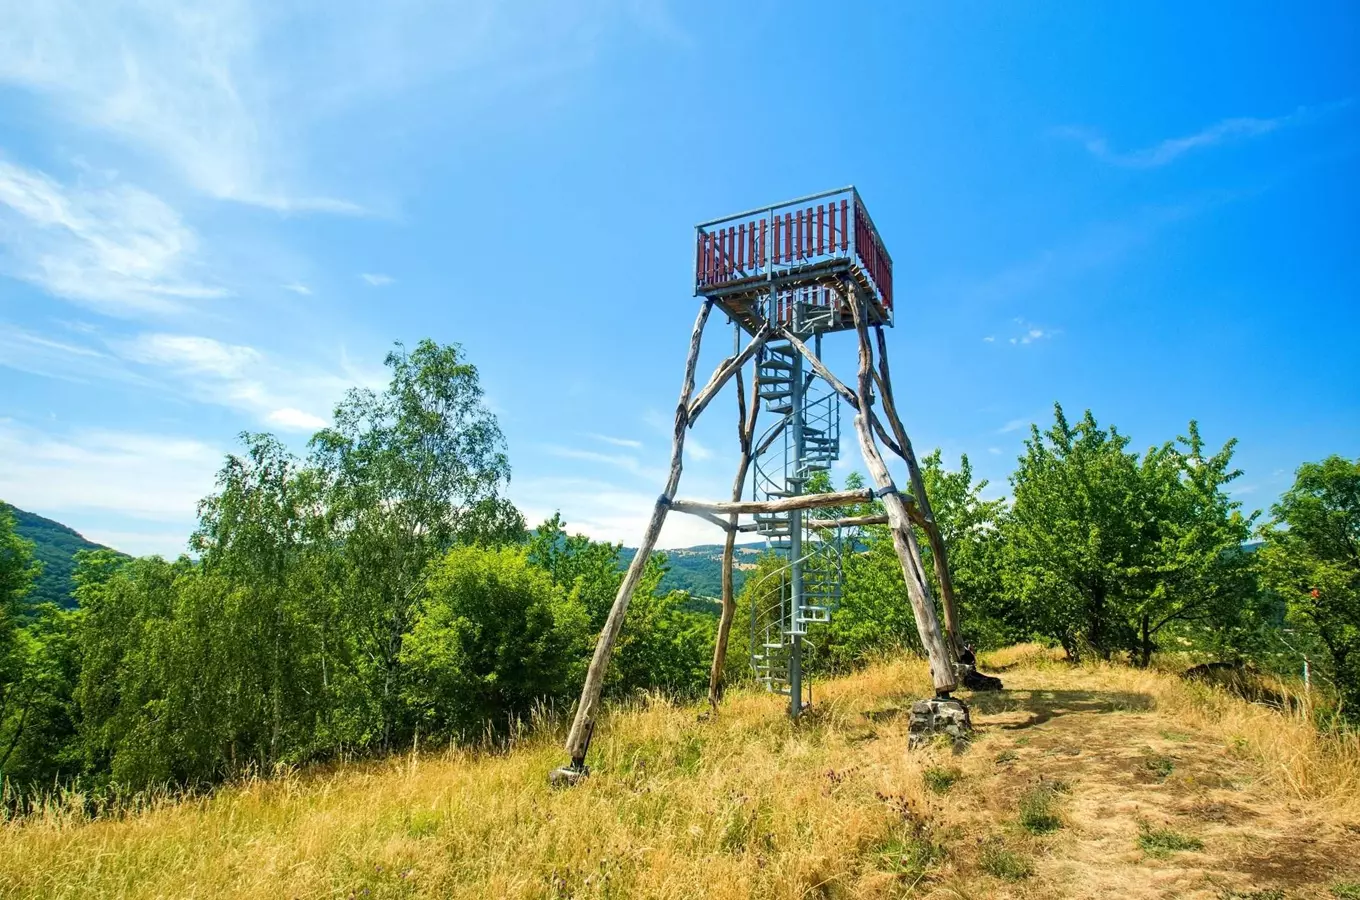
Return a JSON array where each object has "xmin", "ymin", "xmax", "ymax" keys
[
  {"xmin": 310, "ymin": 340, "xmax": 525, "ymax": 747},
  {"xmin": 73, "ymin": 553, "xmax": 211, "ymax": 786},
  {"xmin": 1259, "ymin": 456, "xmax": 1360, "ymax": 714},
  {"xmin": 525, "ymin": 515, "xmax": 709, "ymax": 696},
  {"xmin": 1003, "ymin": 405, "xmax": 1149, "ymax": 661},
  {"xmin": 1132, "ymin": 424, "xmax": 1259, "ymax": 666},
  {"xmin": 915, "ymin": 451, "xmax": 1009, "ymax": 648},
  {"xmin": 526, "ymin": 513, "xmax": 626, "ymax": 631},
  {"xmin": 0, "ymin": 504, "xmax": 52, "ymax": 782},
  {"xmin": 191, "ymin": 434, "xmax": 331, "ymax": 769},
  {"xmin": 401, "ymin": 546, "xmax": 588, "ymax": 740}
]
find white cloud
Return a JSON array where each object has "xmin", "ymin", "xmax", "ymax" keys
[
  {"xmin": 0, "ymin": 421, "xmax": 223, "ymax": 556},
  {"xmin": 513, "ymin": 476, "xmax": 727, "ymax": 549},
  {"xmin": 585, "ymin": 432, "xmax": 643, "ymax": 449},
  {"xmin": 1, "ymin": 322, "xmax": 385, "ymax": 432},
  {"xmin": 686, "ymin": 437, "xmax": 714, "ymax": 461},
  {"xmin": 266, "ymin": 407, "xmax": 328, "ymax": 430},
  {"xmin": 360, "ymin": 272, "xmax": 394, "ymax": 287},
  {"xmin": 0, "ymin": 159, "xmax": 224, "ymax": 315},
  {"xmin": 113, "ymin": 332, "xmax": 363, "ymax": 431},
  {"xmin": 988, "ymin": 447, "xmax": 1002, "ymax": 455},
  {"xmin": 0, "ymin": 323, "xmax": 156, "ymax": 388},
  {"xmin": 999, "ymin": 319, "xmax": 1055, "ymax": 347},
  {"xmin": 0, "ymin": 0, "xmax": 662, "ymax": 215},
  {"xmin": 0, "ymin": 0, "xmax": 361, "ymax": 213},
  {"xmin": 1053, "ymin": 101, "xmax": 1352, "ymax": 168},
  {"xmin": 283, "ymin": 282, "xmax": 313, "ymax": 295},
  {"xmin": 997, "ymin": 418, "xmax": 1030, "ymax": 434},
  {"xmin": 543, "ymin": 445, "xmax": 665, "ymax": 483},
  {"xmin": 982, "ymin": 335, "xmax": 995, "ymax": 343}
]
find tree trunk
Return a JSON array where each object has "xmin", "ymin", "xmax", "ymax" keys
[
  {"xmin": 873, "ymin": 326, "xmax": 962, "ymax": 654},
  {"xmin": 847, "ymin": 291, "xmax": 957, "ymax": 695},
  {"xmin": 709, "ymin": 361, "xmax": 759, "ymax": 707}
]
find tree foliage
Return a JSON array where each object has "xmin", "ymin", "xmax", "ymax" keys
[
  {"xmin": 402, "ymin": 546, "xmax": 588, "ymax": 740},
  {"xmin": 1259, "ymin": 456, "xmax": 1360, "ymax": 713},
  {"xmin": 1001, "ymin": 405, "xmax": 1259, "ymax": 665}
]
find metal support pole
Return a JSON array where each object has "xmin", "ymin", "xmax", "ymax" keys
[{"xmin": 787, "ymin": 311, "xmax": 806, "ymax": 718}]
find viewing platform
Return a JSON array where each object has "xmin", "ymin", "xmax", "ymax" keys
[{"xmin": 693, "ymin": 186, "xmax": 894, "ymax": 334}]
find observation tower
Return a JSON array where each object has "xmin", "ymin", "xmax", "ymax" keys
[{"xmin": 553, "ymin": 187, "xmax": 968, "ymax": 783}]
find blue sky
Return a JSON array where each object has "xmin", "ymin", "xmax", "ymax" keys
[{"xmin": 0, "ymin": 1, "xmax": 1356, "ymax": 556}]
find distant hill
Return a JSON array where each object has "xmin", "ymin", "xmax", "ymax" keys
[
  {"xmin": 2, "ymin": 503, "xmax": 770, "ymax": 613},
  {"xmin": 621, "ymin": 542, "xmax": 768, "ymax": 604},
  {"xmin": 4, "ymin": 504, "xmax": 121, "ymax": 609}
]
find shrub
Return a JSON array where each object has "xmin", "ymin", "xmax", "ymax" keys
[{"xmin": 401, "ymin": 546, "xmax": 588, "ymax": 741}]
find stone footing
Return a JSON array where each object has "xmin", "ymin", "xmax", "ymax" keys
[
  {"xmin": 549, "ymin": 765, "xmax": 589, "ymax": 787},
  {"xmin": 907, "ymin": 697, "xmax": 973, "ymax": 751}
]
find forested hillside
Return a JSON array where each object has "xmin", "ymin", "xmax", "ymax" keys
[
  {"xmin": 5, "ymin": 506, "xmax": 118, "ymax": 609},
  {"xmin": 620, "ymin": 543, "xmax": 764, "ymax": 599}
]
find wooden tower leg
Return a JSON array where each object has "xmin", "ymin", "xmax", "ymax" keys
[
  {"xmin": 847, "ymin": 293, "xmax": 958, "ymax": 695},
  {"xmin": 708, "ymin": 357, "xmax": 759, "ymax": 707},
  {"xmin": 557, "ymin": 304, "xmax": 769, "ymax": 781},
  {"xmin": 872, "ymin": 326, "xmax": 962, "ymax": 653},
  {"xmin": 558, "ymin": 301, "xmax": 711, "ymax": 778}
]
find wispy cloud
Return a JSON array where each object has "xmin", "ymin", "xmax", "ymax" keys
[
  {"xmin": 1008, "ymin": 319, "xmax": 1054, "ymax": 346},
  {"xmin": 686, "ymin": 437, "xmax": 714, "ymax": 461},
  {"xmin": 360, "ymin": 272, "xmax": 395, "ymax": 287},
  {"xmin": 542, "ymin": 445, "xmax": 664, "ymax": 482},
  {"xmin": 0, "ymin": 0, "xmax": 362, "ymax": 213},
  {"xmin": 114, "ymin": 332, "xmax": 360, "ymax": 431},
  {"xmin": 1053, "ymin": 101, "xmax": 1352, "ymax": 168},
  {"xmin": 512, "ymin": 475, "xmax": 727, "ymax": 550},
  {"xmin": 282, "ymin": 282, "xmax": 313, "ymax": 296},
  {"xmin": 0, "ymin": 159, "xmax": 224, "ymax": 315},
  {"xmin": 0, "ymin": 0, "xmax": 653, "ymax": 215},
  {"xmin": 945, "ymin": 201, "xmax": 1205, "ymax": 310},
  {"xmin": 0, "ymin": 324, "xmax": 380, "ymax": 432},
  {"xmin": 585, "ymin": 432, "xmax": 643, "ymax": 449},
  {"xmin": 997, "ymin": 417, "xmax": 1031, "ymax": 434},
  {"xmin": 0, "ymin": 420, "xmax": 223, "ymax": 555}
]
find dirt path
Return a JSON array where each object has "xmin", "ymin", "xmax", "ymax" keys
[{"xmin": 938, "ymin": 667, "xmax": 1360, "ymax": 899}]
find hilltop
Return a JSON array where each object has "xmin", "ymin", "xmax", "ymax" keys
[
  {"xmin": 7, "ymin": 646, "xmax": 1358, "ymax": 900},
  {"xmin": 4, "ymin": 505, "xmax": 121, "ymax": 609}
]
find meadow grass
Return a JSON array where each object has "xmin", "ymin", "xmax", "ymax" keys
[{"xmin": 2, "ymin": 646, "xmax": 1357, "ymax": 899}]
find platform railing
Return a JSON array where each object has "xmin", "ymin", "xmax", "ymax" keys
[{"xmin": 694, "ymin": 186, "xmax": 893, "ymax": 314}]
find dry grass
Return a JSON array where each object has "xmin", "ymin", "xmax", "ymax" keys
[{"xmin": 2, "ymin": 647, "xmax": 1358, "ymax": 899}]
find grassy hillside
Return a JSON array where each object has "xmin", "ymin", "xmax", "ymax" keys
[
  {"xmin": 6, "ymin": 647, "xmax": 1358, "ymax": 899},
  {"xmin": 4, "ymin": 504, "xmax": 120, "ymax": 609}
]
